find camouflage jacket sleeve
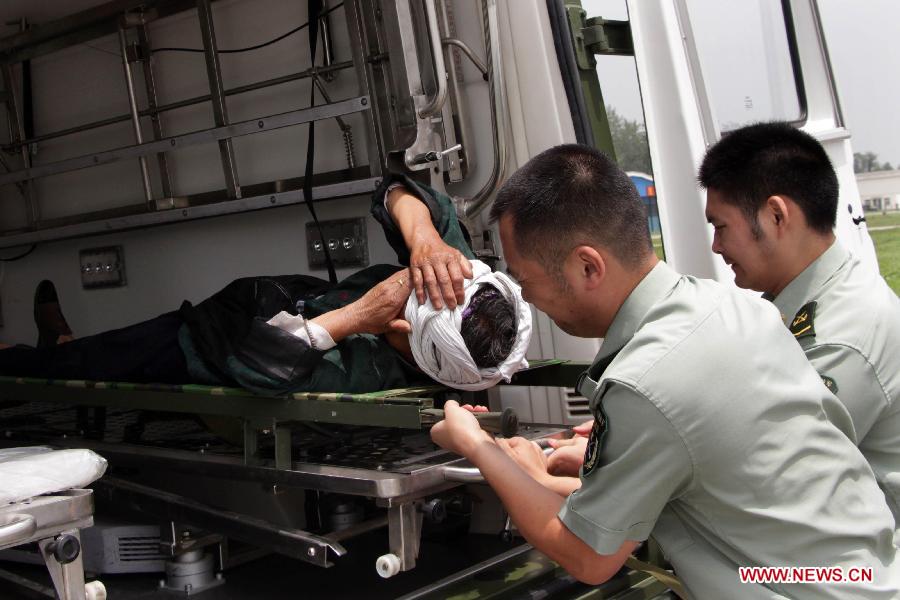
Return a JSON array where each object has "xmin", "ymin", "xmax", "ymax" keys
[{"xmin": 371, "ymin": 174, "xmax": 475, "ymax": 265}]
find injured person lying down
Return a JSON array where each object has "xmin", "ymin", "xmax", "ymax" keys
[{"xmin": 0, "ymin": 177, "xmax": 531, "ymax": 394}]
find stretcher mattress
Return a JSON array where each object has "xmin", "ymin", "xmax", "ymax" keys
[{"xmin": 0, "ymin": 446, "xmax": 107, "ymax": 505}]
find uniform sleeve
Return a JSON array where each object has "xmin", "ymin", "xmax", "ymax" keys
[
  {"xmin": 558, "ymin": 383, "xmax": 693, "ymax": 555},
  {"xmin": 370, "ymin": 174, "xmax": 475, "ymax": 264},
  {"xmin": 805, "ymin": 342, "xmax": 889, "ymax": 440}
]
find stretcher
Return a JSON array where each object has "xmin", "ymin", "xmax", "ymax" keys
[{"xmin": 0, "ymin": 360, "xmax": 586, "ymax": 580}]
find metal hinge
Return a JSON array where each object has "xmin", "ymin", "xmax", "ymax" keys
[{"xmin": 565, "ymin": 3, "xmax": 634, "ymax": 70}]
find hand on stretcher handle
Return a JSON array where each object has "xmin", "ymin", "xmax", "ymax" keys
[
  {"xmin": 442, "ymin": 439, "xmax": 555, "ymax": 483},
  {"xmin": 424, "ymin": 406, "xmax": 519, "ymax": 438}
]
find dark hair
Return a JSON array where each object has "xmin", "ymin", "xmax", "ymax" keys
[
  {"xmin": 461, "ymin": 285, "xmax": 517, "ymax": 369},
  {"xmin": 698, "ymin": 122, "xmax": 838, "ymax": 234},
  {"xmin": 489, "ymin": 144, "xmax": 652, "ymax": 272}
]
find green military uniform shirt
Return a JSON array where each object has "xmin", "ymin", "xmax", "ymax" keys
[
  {"xmin": 557, "ymin": 262, "xmax": 899, "ymax": 599},
  {"xmin": 771, "ymin": 240, "xmax": 900, "ymax": 540}
]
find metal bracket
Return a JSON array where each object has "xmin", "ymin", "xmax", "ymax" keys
[
  {"xmin": 583, "ymin": 18, "xmax": 633, "ymax": 56},
  {"xmin": 159, "ymin": 521, "xmax": 223, "ymax": 559},
  {"xmin": 38, "ymin": 530, "xmax": 86, "ymax": 600},
  {"xmin": 388, "ymin": 502, "xmax": 423, "ymax": 572},
  {"xmin": 242, "ymin": 418, "xmax": 291, "ymax": 469},
  {"xmin": 566, "ymin": 6, "xmax": 633, "ymax": 69}
]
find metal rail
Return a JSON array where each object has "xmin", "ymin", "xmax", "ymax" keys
[
  {"xmin": 442, "ymin": 38, "xmax": 487, "ymax": 77},
  {"xmin": 1, "ymin": 61, "xmax": 354, "ymax": 151},
  {"xmin": 118, "ymin": 25, "xmax": 154, "ymax": 206},
  {"xmin": 197, "ymin": 0, "xmax": 241, "ymax": 199},
  {"xmin": 0, "ymin": 97, "xmax": 370, "ymax": 188},
  {"xmin": 461, "ymin": 0, "xmax": 508, "ymax": 219},
  {"xmin": 0, "ymin": 174, "xmax": 380, "ymax": 248},
  {"xmin": 97, "ymin": 476, "xmax": 347, "ymax": 567},
  {"xmin": 0, "ymin": 376, "xmax": 427, "ymax": 429},
  {"xmin": 417, "ymin": 0, "xmax": 449, "ymax": 119}
]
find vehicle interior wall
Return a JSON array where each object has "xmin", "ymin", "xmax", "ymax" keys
[{"xmin": 0, "ymin": 0, "xmax": 425, "ymax": 344}]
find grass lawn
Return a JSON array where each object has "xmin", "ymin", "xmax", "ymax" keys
[
  {"xmin": 871, "ymin": 226, "xmax": 900, "ymax": 295},
  {"xmin": 866, "ymin": 211, "xmax": 900, "ymax": 229},
  {"xmin": 651, "ymin": 234, "xmax": 664, "ymax": 259},
  {"xmin": 864, "ymin": 211, "xmax": 900, "ymax": 294}
]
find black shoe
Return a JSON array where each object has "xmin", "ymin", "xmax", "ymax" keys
[{"xmin": 34, "ymin": 280, "xmax": 72, "ymax": 349}]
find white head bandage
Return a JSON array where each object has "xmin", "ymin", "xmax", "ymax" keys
[{"xmin": 406, "ymin": 260, "xmax": 531, "ymax": 391}]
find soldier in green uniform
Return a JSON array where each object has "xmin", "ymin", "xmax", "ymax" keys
[
  {"xmin": 431, "ymin": 144, "xmax": 900, "ymax": 598},
  {"xmin": 700, "ymin": 122, "xmax": 900, "ymax": 541}
]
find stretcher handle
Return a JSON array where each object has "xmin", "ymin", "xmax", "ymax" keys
[
  {"xmin": 0, "ymin": 513, "xmax": 37, "ymax": 547},
  {"xmin": 422, "ymin": 407, "xmax": 519, "ymax": 437},
  {"xmin": 442, "ymin": 445, "xmax": 554, "ymax": 483}
]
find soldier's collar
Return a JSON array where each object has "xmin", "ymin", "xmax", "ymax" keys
[
  {"xmin": 597, "ymin": 261, "xmax": 681, "ymax": 363},
  {"xmin": 771, "ymin": 240, "xmax": 849, "ymax": 326}
]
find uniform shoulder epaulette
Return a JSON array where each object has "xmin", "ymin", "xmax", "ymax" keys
[{"xmin": 790, "ymin": 301, "xmax": 817, "ymax": 339}]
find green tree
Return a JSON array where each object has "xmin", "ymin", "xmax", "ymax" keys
[
  {"xmin": 854, "ymin": 152, "xmax": 893, "ymax": 173},
  {"xmin": 606, "ymin": 106, "xmax": 652, "ymax": 174}
]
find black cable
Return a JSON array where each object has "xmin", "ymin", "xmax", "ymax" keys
[
  {"xmin": 0, "ymin": 244, "xmax": 37, "ymax": 261},
  {"xmin": 301, "ymin": 0, "xmax": 337, "ymax": 285},
  {"xmin": 151, "ymin": 2, "xmax": 343, "ymax": 55}
]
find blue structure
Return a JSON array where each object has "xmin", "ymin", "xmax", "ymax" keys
[{"xmin": 628, "ymin": 172, "xmax": 661, "ymax": 236}]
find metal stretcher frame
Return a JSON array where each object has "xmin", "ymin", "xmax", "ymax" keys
[
  {"xmin": 0, "ymin": 359, "xmax": 586, "ymax": 467},
  {"xmin": 0, "ymin": 489, "xmax": 98, "ymax": 600},
  {"xmin": 0, "ymin": 360, "xmax": 586, "ymax": 573},
  {"xmin": 0, "ymin": 359, "xmax": 587, "ymax": 428}
]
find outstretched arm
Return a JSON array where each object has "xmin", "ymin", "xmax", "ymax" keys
[
  {"xmin": 431, "ymin": 401, "xmax": 637, "ymax": 585},
  {"xmin": 387, "ymin": 186, "xmax": 473, "ymax": 310}
]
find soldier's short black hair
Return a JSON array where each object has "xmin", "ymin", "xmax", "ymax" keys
[
  {"xmin": 699, "ymin": 122, "xmax": 838, "ymax": 235},
  {"xmin": 489, "ymin": 144, "xmax": 652, "ymax": 272},
  {"xmin": 460, "ymin": 285, "xmax": 516, "ymax": 368}
]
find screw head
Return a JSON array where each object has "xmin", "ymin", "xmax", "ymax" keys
[{"xmin": 308, "ymin": 547, "xmax": 317, "ymax": 557}]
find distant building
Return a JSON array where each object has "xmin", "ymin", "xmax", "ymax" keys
[
  {"xmin": 627, "ymin": 171, "xmax": 662, "ymax": 235},
  {"xmin": 857, "ymin": 169, "xmax": 900, "ymax": 212}
]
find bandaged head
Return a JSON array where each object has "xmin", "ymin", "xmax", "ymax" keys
[{"xmin": 406, "ymin": 260, "xmax": 531, "ymax": 390}]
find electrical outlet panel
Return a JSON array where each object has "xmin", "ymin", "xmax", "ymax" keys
[
  {"xmin": 306, "ymin": 218, "xmax": 369, "ymax": 270},
  {"xmin": 80, "ymin": 245, "xmax": 126, "ymax": 289}
]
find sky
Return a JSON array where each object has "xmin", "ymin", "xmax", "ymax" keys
[
  {"xmin": 583, "ymin": 0, "xmax": 900, "ymax": 167},
  {"xmin": 818, "ymin": 0, "xmax": 900, "ymax": 166}
]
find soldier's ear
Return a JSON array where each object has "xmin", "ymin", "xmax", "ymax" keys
[
  {"xmin": 567, "ymin": 245, "xmax": 606, "ymax": 290},
  {"xmin": 765, "ymin": 195, "xmax": 791, "ymax": 232}
]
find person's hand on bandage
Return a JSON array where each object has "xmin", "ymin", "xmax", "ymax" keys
[
  {"xmin": 385, "ymin": 185, "xmax": 473, "ymax": 310},
  {"xmin": 314, "ymin": 271, "xmax": 413, "ymax": 341},
  {"xmin": 409, "ymin": 236, "xmax": 473, "ymax": 310}
]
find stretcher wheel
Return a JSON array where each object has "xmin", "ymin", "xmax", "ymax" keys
[
  {"xmin": 85, "ymin": 580, "xmax": 107, "ymax": 600},
  {"xmin": 376, "ymin": 553, "xmax": 401, "ymax": 578}
]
